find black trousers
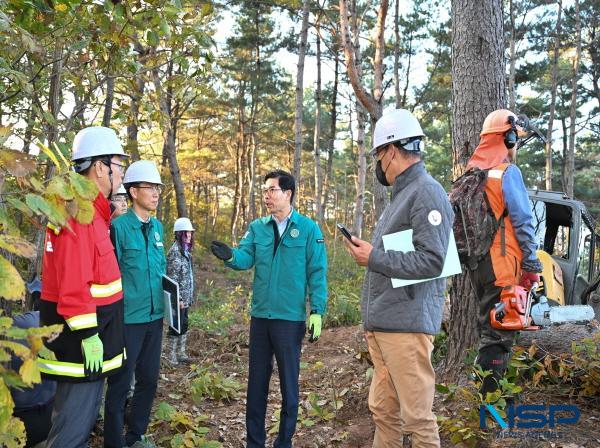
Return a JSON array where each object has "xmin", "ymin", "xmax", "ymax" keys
[
  {"xmin": 469, "ymin": 253, "xmax": 517, "ymax": 352},
  {"xmin": 246, "ymin": 317, "xmax": 305, "ymax": 448},
  {"xmin": 104, "ymin": 319, "xmax": 163, "ymax": 448}
]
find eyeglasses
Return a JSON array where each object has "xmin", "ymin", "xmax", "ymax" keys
[
  {"xmin": 261, "ymin": 187, "xmax": 283, "ymax": 196},
  {"xmin": 370, "ymin": 145, "xmax": 390, "ymax": 159},
  {"xmin": 101, "ymin": 160, "xmax": 127, "ymax": 174},
  {"xmin": 135, "ymin": 185, "xmax": 163, "ymax": 194}
]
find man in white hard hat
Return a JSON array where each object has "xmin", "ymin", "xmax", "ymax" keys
[
  {"xmin": 110, "ymin": 184, "xmax": 129, "ymax": 219},
  {"xmin": 37, "ymin": 126, "xmax": 128, "ymax": 448},
  {"xmin": 104, "ymin": 160, "xmax": 166, "ymax": 448},
  {"xmin": 344, "ymin": 109, "xmax": 452, "ymax": 447},
  {"xmin": 166, "ymin": 217, "xmax": 196, "ymax": 365}
]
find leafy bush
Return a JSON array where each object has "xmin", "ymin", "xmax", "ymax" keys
[
  {"xmin": 189, "ymin": 280, "xmax": 250, "ymax": 336},
  {"xmin": 150, "ymin": 401, "xmax": 221, "ymax": 448},
  {"xmin": 189, "ymin": 365, "xmax": 243, "ymax": 403},
  {"xmin": 324, "ymin": 248, "xmax": 363, "ymax": 328}
]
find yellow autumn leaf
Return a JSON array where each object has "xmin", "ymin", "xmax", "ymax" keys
[
  {"xmin": 55, "ymin": 4, "xmax": 68, "ymax": 12},
  {"xmin": 0, "ymin": 255, "xmax": 25, "ymax": 300},
  {"xmin": 19, "ymin": 358, "xmax": 41, "ymax": 386}
]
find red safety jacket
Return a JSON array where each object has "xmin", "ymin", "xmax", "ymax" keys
[{"xmin": 38, "ymin": 193, "xmax": 126, "ymax": 382}]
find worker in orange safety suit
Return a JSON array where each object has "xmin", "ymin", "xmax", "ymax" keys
[{"xmin": 466, "ymin": 109, "xmax": 543, "ymax": 397}]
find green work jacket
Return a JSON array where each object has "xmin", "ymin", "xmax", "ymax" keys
[
  {"xmin": 226, "ymin": 209, "xmax": 328, "ymax": 321},
  {"xmin": 111, "ymin": 209, "xmax": 166, "ymax": 324}
]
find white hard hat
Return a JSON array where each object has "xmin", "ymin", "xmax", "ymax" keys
[
  {"xmin": 372, "ymin": 108, "xmax": 424, "ymax": 150},
  {"xmin": 115, "ymin": 184, "xmax": 127, "ymax": 196},
  {"xmin": 173, "ymin": 217, "xmax": 195, "ymax": 232},
  {"xmin": 72, "ymin": 126, "xmax": 127, "ymax": 161},
  {"xmin": 122, "ymin": 160, "xmax": 163, "ymax": 185}
]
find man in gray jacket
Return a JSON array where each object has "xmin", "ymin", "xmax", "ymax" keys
[{"xmin": 345, "ymin": 109, "xmax": 453, "ymax": 448}]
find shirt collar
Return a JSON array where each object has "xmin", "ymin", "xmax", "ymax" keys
[{"xmin": 271, "ymin": 207, "xmax": 293, "ymax": 225}]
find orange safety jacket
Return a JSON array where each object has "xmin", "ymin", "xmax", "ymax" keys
[
  {"xmin": 485, "ymin": 163, "xmax": 522, "ymax": 287},
  {"xmin": 38, "ymin": 193, "xmax": 125, "ymax": 382}
]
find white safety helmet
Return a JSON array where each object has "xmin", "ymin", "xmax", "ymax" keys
[
  {"xmin": 114, "ymin": 184, "xmax": 127, "ymax": 196},
  {"xmin": 71, "ymin": 127, "xmax": 128, "ymax": 172},
  {"xmin": 122, "ymin": 160, "xmax": 163, "ymax": 186},
  {"xmin": 372, "ymin": 108, "xmax": 425, "ymax": 151},
  {"xmin": 173, "ymin": 217, "xmax": 195, "ymax": 232}
]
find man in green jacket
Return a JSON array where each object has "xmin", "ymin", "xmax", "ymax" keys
[
  {"xmin": 104, "ymin": 160, "xmax": 166, "ymax": 448},
  {"xmin": 211, "ymin": 170, "xmax": 328, "ymax": 448}
]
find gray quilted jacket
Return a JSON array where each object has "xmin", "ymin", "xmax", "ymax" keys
[
  {"xmin": 166, "ymin": 242, "xmax": 195, "ymax": 307},
  {"xmin": 361, "ymin": 161, "xmax": 454, "ymax": 335}
]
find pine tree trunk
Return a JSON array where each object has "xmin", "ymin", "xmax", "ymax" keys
[
  {"xmin": 394, "ymin": 0, "xmax": 401, "ymax": 108},
  {"xmin": 151, "ymin": 63, "xmax": 187, "ymax": 218},
  {"xmin": 126, "ymin": 73, "xmax": 145, "ymax": 162},
  {"xmin": 353, "ymin": 102, "xmax": 367, "ymax": 237},
  {"xmin": 444, "ymin": 0, "xmax": 506, "ymax": 380},
  {"xmin": 545, "ymin": 0, "xmax": 562, "ymax": 191},
  {"xmin": 323, "ymin": 48, "xmax": 339, "ymax": 222},
  {"xmin": 293, "ymin": 0, "xmax": 311, "ymax": 185},
  {"xmin": 508, "ymin": 0, "xmax": 516, "ymax": 111},
  {"xmin": 102, "ymin": 75, "xmax": 115, "ymax": 127},
  {"xmin": 314, "ymin": 25, "xmax": 324, "ymax": 224},
  {"xmin": 564, "ymin": 0, "xmax": 581, "ymax": 198}
]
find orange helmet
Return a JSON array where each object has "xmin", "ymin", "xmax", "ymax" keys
[{"xmin": 480, "ymin": 109, "xmax": 518, "ymax": 136}]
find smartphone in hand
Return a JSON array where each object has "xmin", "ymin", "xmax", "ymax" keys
[{"xmin": 337, "ymin": 223, "xmax": 358, "ymax": 246}]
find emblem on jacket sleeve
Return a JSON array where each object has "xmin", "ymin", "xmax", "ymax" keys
[
  {"xmin": 290, "ymin": 229, "xmax": 299, "ymax": 238},
  {"xmin": 428, "ymin": 210, "xmax": 442, "ymax": 226}
]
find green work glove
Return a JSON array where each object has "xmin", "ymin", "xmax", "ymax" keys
[
  {"xmin": 308, "ymin": 313, "xmax": 322, "ymax": 343},
  {"xmin": 81, "ymin": 333, "xmax": 103, "ymax": 377}
]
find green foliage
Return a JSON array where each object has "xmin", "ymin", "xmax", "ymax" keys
[
  {"xmin": 189, "ymin": 365, "xmax": 243, "ymax": 403},
  {"xmin": 431, "ymin": 330, "xmax": 447, "ymax": 366},
  {"xmin": 189, "ymin": 278, "xmax": 249, "ymax": 336},
  {"xmin": 437, "ymin": 336, "xmax": 600, "ymax": 446},
  {"xmin": 323, "ymin": 246, "xmax": 363, "ymax": 328},
  {"xmin": 150, "ymin": 401, "xmax": 221, "ymax": 448}
]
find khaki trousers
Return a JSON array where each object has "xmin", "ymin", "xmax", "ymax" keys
[{"xmin": 365, "ymin": 331, "xmax": 440, "ymax": 448}]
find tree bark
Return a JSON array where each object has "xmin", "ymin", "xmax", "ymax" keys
[
  {"xmin": 545, "ymin": 0, "xmax": 562, "ymax": 191},
  {"xmin": 102, "ymin": 75, "xmax": 115, "ymax": 127},
  {"xmin": 507, "ymin": 0, "xmax": 516, "ymax": 111},
  {"xmin": 564, "ymin": 0, "xmax": 581, "ymax": 198},
  {"xmin": 126, "ymin": 73, "xmax": 145, "ymax": 162},
  {"xmin": 151, "ymin": 62, "xmax": 188, "ymax": 218},
  {"xmin": 292, "ymin": 0, "xmax": 311, "ymax": 185},
  {"xmin": 394, "ymin": 0, "xmax": 401, "ymax": 108},
  {"xmin": 323, "ymin": 43, "xmax": 339, "ymax": 222},
  {"xmin": 340, "ymin": 0, "xmax": 389, "ymax": 224},
  {"xmin": 444, "ymin": 0, "xmax": 506, "ymax": 379},
  {"xmin": 314, "ymin": 24, "xmax": 324, "ymax": 224}
]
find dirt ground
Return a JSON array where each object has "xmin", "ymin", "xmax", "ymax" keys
[{"xmin": 91, "ymin": 257, "xmax": 600, "ymax": 448}]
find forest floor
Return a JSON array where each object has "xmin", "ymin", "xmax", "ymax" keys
[{"xmin": 91, "ymin": 255, "xmax": 600, "ymax": 448}]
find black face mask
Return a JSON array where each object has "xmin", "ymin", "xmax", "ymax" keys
[
  {"xmin": 375, "ymin": 160, "xmax": 390, "ymax": 186},
  {"xmin": 375, "ymin": 148, "xmax": 394, "ymax": 186}
]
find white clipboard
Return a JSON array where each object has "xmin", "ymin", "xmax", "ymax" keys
[
  {"xmin": 382, "ymin": 229, "xmax": 462, "ymax": 288},
  {"xmin": 162, "ymin": 275, "xmax": 181, "ymax": 334}
]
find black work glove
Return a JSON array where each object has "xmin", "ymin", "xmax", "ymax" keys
[{"xmin": 211, "ymin": 240, "xmax": 233, "ymax": 261}]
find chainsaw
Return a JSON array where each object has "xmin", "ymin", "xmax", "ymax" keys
[{"xmin": 490, "ymin": 282, "xmax": 595, "ymax": 330}]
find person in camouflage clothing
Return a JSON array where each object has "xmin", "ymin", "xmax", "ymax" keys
[{"xmin": 166, "ymin": 217, "xmax": 196, "ymax": 364}]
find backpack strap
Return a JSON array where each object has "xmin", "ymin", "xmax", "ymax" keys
[{"xmin": 489, "ymin": 163, "xmax": 510, "ymax": 257}]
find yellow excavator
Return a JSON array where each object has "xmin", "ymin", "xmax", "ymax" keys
[
  {"xmin": 490, "ymin": 190, "xmax": 598, "ymax": 330},
  {"xmin": 527, "ymin": 190, "xmax": 599, "ymax": 323}
]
